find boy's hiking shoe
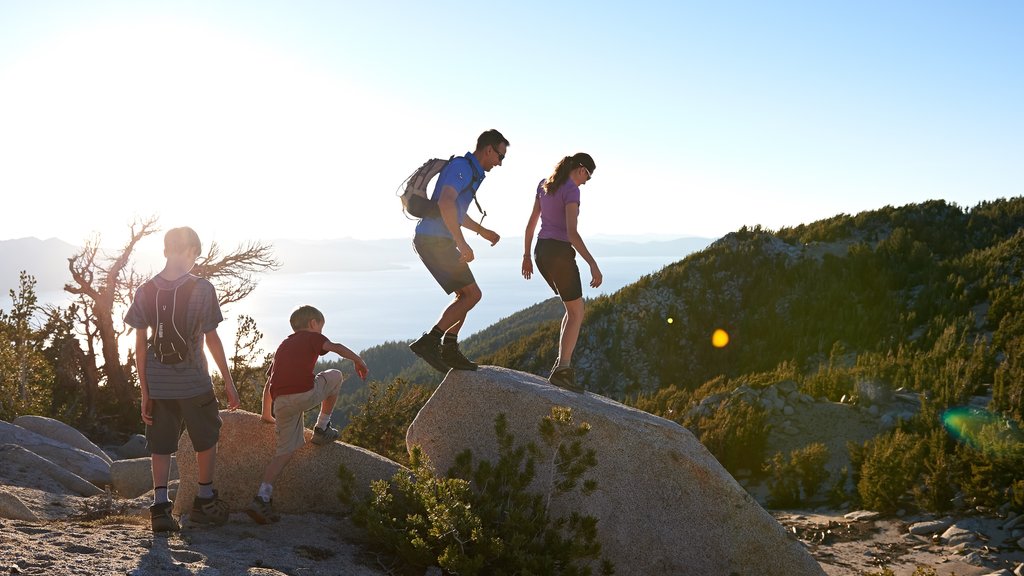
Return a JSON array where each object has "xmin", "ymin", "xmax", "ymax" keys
[
  {"xmin": 311, "ymin": 422, "xmax": 340, "ymax": 445},
  {"xmin": 548, "ymin": 365, "xmax": 583, "ymax": 392},
  {"xmin": 245, "ymin": 496, "xmax": 281, "ymax": 524},
  {"xmin": 150, "ymin": 501, "xmax": 180, "ymax": 533},
  {"xmin": 190, "ymin": 490, "xmax": 229, "ymax": 526},
  {"xmin": 409, "ymin": 333, "xmax": 449, "ymax": 373},
  {"xmin": 441, "ymin": 341, "xmax": 478, "ymax": 371}
]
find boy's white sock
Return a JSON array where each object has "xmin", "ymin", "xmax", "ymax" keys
[
  {"xmin": 258, "ymin": 482, "xmax": 273, "ymax": 502},
  {"xmin": 198, "ymin": 482, "xmax": 215, "ymax": 499},
  {"xmin": 153, "ymin": 486, "xmax": 169, "ymax": 505},
  {"xmin": 315, "ymin": 412, "xmax": 331, "ymax": 430}
]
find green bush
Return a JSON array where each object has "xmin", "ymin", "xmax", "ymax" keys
[
  {"xmin": 764, "ymin": 443, "xmax": 830, "ymax": 507},
  {"xmin": 692, "ymin": 400, "xmax": 768, "ymax": 475},
  {"xmin": 342, "ymin": 408, "xmax": 614, "ymax": 576},
  {"xmin": 856, "ymin": 429, "xmax": 925, "ymax": 513},
  {"xmin": 912, "ymin": 428, "xmax": 961, "ymax": 513},
  {"xmin": 340, "ymin": 379, "xmax": 431, "ymax": 466}
]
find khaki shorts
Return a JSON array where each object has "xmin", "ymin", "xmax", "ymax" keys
[{"xmin": 273, "ymin": 369, "xmax": 343, "ymax": 456}]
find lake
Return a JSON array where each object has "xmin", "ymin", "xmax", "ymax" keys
[{"xmin": 228, "ymin": 254, "xmax": 683, "ymax": 355}]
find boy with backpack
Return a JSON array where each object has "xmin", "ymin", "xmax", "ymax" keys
[
  {"xmin": 246, "ymin": 305, "xmax": 368, "ymax": 524},
  {"xmin": 408, "ymin": 129, "xmax": 509, "ymax": 372},
  {"xmin": 125, "ymin": 226, "xmax": 240, "ymax": 533}
]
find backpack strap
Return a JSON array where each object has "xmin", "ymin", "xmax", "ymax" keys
[{"xmin": 455, "ymin": 154, "xmax": 486, "ymax": 223}]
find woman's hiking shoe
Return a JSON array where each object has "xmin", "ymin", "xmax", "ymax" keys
[
  {"xmin": 311, "ymin": 421, "xmax": 340, "ymax": 445},
  {"xmin": 548, "ymin": 366, "xmax": 583, "ymax": 392},
  {"xmin": 150, "ymin": 501, "xmax": 180, "ymax": 533},
  {"xmin": 190, "ymin": 490, "xmax": 229, "ymax": 526},
  {"xmin": 245, "ymin": 496, "xmax": 281, "ymax": 524},
  {"xmin": 441, "ymin": 341, "xmax": 478, "ymax": 371},
  {"xmin": 409, "ymin": 333, "xmax": 449, "ymax": 373}
]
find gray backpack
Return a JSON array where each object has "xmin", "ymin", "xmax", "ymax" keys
[{"xmin": 399, "ymin": 155, "xmax": 484, "ymax": 221}]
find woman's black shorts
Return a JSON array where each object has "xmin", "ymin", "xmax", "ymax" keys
[{"xmin": 535, "ymin": 238, "xmax": 582, "ymax": 302}]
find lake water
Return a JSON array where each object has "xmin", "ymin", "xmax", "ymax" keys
[
  {"xmin": 3, "ymin": 254, "xmax": 686, "ymax": 357},
  {"xmin": 227, "ymin": 254, "xmax": 681, "ymax": 355}
]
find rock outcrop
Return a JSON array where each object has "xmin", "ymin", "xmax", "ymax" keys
[
  {"xmin": 0, "ymin": 421, "xmax": 111, "ymax": 487},
  {"xmin": 0, "ymin": 444, "xmax": 104, "ymax": 497},
  {"xmin": 406, "ymin": 366, "xmax": 825, "ymax": 576},
  {"xmin": 174, "ymin": 410, "xmax": 403, "ymax": 517},
  {"xmin": 12, "ymin": 415, "xmax": 113, "ymax": 464}
]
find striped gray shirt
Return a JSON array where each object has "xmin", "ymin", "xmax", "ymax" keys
[{"xmin": 125, "ymin": 274, "xmax": 224, "ymax": 400}]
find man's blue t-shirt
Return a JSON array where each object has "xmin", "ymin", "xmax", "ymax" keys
[{"xmin": 414, "ymin": 152, "xmax": 485, "ymax": 238}]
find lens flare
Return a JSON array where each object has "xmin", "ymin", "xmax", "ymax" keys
[
  {"xmin": 942, "ymin": 407, "xmax": 1024, "ymax": 454},
  {"xmin": 711, "ymin": 328, "xmax": 729, "ymax": 348}
]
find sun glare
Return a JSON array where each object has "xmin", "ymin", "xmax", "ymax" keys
[{"xmin": 1, "ymin": 14, "xmax": 397, "ymax": 244}]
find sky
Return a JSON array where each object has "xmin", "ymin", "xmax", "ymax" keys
[{"xmin": 1, "ymin": 1, "xmax": 1022, "ymax": 252}]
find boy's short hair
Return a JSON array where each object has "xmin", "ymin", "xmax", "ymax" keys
[
  {"xmin": 164, "ymin": 227, "xmax": 202, "ymax": 256},
  {"xmin": 289, "ymin": 305, "xmax": 325, "ymax": 331}
]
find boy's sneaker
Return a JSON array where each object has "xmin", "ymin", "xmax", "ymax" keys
[
  {"xmin": 150, "ymin": 501, "xmax": 180, "ymax": 533},
  {"xmin": 441, "ymin": 341, "xmax": 478, "ymax": 371},
  {"xmin": 409, "ymin": 333, "xmax": 449, "ymax": 373},
  {"xmin": 245, "ymin": 496, "xmax": 281, "ymax": 524},
  {"xmin": 548, "ymin": 365, "xmax": 583, "ymax": 392},
  {"xmin": 190, "ymin": 490, "xmax": 229, "ymax": 526},
  {"xmin": 311, "ymin": 421, "xmax": 340, "ymax": 445}
]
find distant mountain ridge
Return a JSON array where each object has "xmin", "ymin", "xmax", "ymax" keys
[{"xmin": 0, "ymin": 237, "xmax": 78, "ymax": 293}]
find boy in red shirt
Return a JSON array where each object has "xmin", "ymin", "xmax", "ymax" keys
[{"xmin": 246, "ymin": 305, "xmax": 368, "ymax": 523}]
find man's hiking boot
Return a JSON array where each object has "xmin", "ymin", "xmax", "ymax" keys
[
  {"xmin": 311, "ymin": 421, "xmax": 340, "ymax": 445},
  {"xmin": 441, "ymin": 341, "xmax": 478, "ymax": 371},
  {"xmin": 409, "ymin": 333, "xmax": 449, "ymax": 373},
  {"xmin": 548, "ymin": 365, "xmax": 583, "ymax": 392},
  {"xmin": 245, "ymin": 496, "xmax": 281, "ymax": 524},
  {"xmin": 150, "ymin": 501, "xmax": 180, "ymax": 533},
  {"xmin": 190, "ymin": 490, "xmax": 229, "ymax": 526}
]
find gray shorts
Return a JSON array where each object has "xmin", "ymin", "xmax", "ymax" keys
[
  {"xmin": 414, "ymin": 235, "xmax": 476, "ymax": 294},
  {"xmin": 146, "ymin": 390, "xmax": 222, "ymax": 455}
]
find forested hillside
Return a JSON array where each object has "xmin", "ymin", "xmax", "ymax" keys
[{"xmin": 483, "ymin": 198, "xmax": 1024, "ymax": 419}]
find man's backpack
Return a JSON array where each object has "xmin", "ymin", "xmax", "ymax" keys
[
  {"xmin": 142, "ymin": 276, "xmax": 198, "ymax": 365},
  {"xmin": 399, "ymin": 155, "xmax": 485, "ymax": 222}
]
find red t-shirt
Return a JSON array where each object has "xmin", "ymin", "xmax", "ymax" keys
[{"xmin": 267, "ymin": 331, "xmax": 328, "ymax": 399}]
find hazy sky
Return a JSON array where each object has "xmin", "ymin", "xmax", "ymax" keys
[{"xmin": 1, "ymin": 1, "xmax": 1021, "ymax": 250}]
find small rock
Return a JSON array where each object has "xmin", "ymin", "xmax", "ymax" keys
[
  {"xmin": 943, "ymin": 524, "xmax": 979, "ymax": 547},
  {"xmin": 1004, "ymin": 513, "xmax": 1024, "ymax": 531},
  {"xmin": 909, "ymin": 517, "xmax": 955, "ymax": 535},
  {"xmin": 0, "ymin": 490, "xmax": 38, "ymax": 522},
  {"xmin": 118, "ymin": 434, "xmax": 150, "ymax": 459},
  {"xmin": 844, "ymin": 510, "xmax": 880, "ymax": 521}
]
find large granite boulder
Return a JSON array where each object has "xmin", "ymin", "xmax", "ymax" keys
[
  {"xmin": 12, "ymin": 415, "xmax": 113, "ymax": 464},
  {"xmin": 0, "ymin": 444, "xmax": 104, "ymax": 496},
  {"xmin": 0, "ymin": 421, "xmax": 111, "ymax": 487},
  {"xmin": 406, "ymin": 367, "xmax": 825, "ymax": 576},
  {"xmin": 174, "ymin": 410, "xmax": 403, "ymax": 517}
]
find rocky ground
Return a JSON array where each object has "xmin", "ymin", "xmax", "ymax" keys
[
  {"xmin": 0, "ymin": 485, "xmax": 391, "ymax": 575},
  {"xmin": 3, "ymin": 484, "xmax": 1023, "ymax": 575},
  {"xmin": 3, "ymin": 382, "xmax": 1024, "ymax": 575}
]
